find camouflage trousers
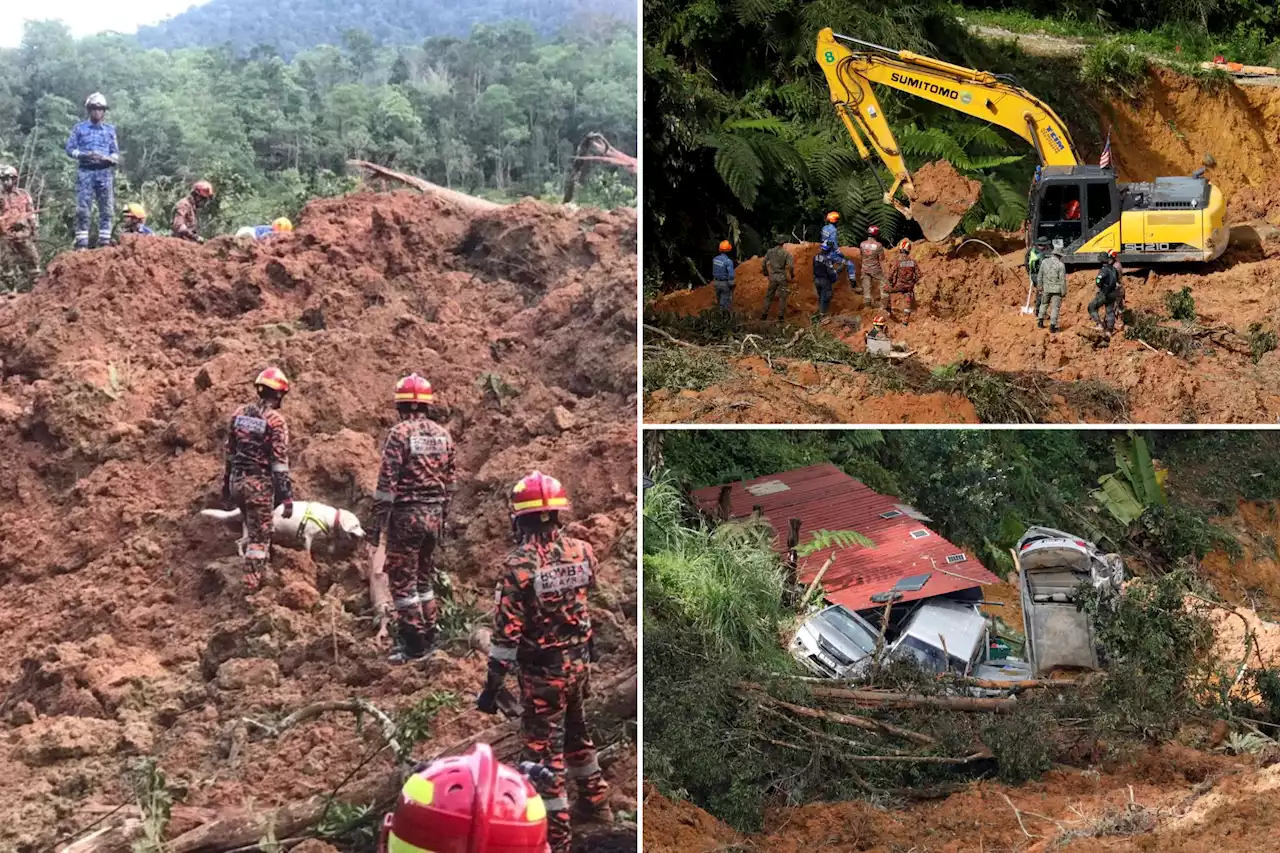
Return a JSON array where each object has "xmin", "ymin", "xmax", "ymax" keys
[
  {"xmin": 519, "ymin": 652, "xmax": 609, "ymax": 853},
  {"xmin": 3, "ymin": 229, "xmax": 40, "ymax": 273},
  {"xmin": 859, "ymin": 271, "xmax": 887, "ymax": 306},
  {"xmin": 231, "ymin": 473, "xmax": 273, "ymax": 592},
  {"xmin": 1088, "ymin": 285, "xmax": 1125, "ymax": 333},
  {"xmin": 885, "ymin": 282, "xmax": 916, "ymax": 317},
  {"xmin": 385, "ymin": 502, "xmax": 443, "ymax": 638},
  {"xmin": 760, "ymin": 276, "xmax": 789, "ymax": 320}
]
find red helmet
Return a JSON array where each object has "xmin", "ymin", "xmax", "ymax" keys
[
  {"xmin": 868, "ymin": 225, "xmax": 879, "ymax": 237},
  {"xmin": 718, "ymin": 240, "xmax": 732, "ymax": 252},
  {"xmin": 1065, "ymin": 199, "xmax": 1080, "ymax": 219},
  {"xmin": 394, "ymin": 373, "xmax": 434, "ymax": 405},
  {"xmin": 511, "ymin": 471, "xmax": 570, "ymax": 518},
  {"xmin": 872, "ymin": 315, "xmax": 887, "ymax": 326},
  {"xmin": 381, "ymin": 743, "xmax": 548, "ymax": 853},
  {"xmin": 897, "ymin": 238, "xmax": 912, "ymax": 253},
  {"xmin": 1107, "ymin": 249, "xmax": 1120, "ymax": 259},
  {"xmin": 254, "ymin": 367, "xmax": 290, "ymax": 394},
  {"xmin": 193, "ymin": 180, "xmax": 214, "ymax": 198},
  {"xmin": 826, "ymin": 211, "xmax": 840, "ymax": 224}
]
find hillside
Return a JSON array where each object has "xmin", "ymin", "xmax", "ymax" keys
[
  {"xmin": 135, "ymin": 0, "xmax": 636, "ymax": 56},
  {"xmin": 0, "ymin": 191, "xmax": 638, "ymax": 851}
]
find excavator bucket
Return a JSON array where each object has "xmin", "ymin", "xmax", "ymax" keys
[{"xmin": 903, "ymin": 161, "xmax": 982, "ymax": 242}]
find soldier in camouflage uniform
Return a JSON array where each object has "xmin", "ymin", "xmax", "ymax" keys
[
  {"xmin": 221, "ymin": 367, "xmax": 293, "ymax": 593},
  {"xmin": 0, "ymin": 165, "xmax": 40, "ymax": 276},
  {"xmin": 759, "ymin": 235, "xmax": 795, "ymax": 321},
  {"xmin": 172, "ymin": 180, "xmax": 214, "ymax": 243},
  {"xmin": 367, "ymin": 373, "xmax": 456, "ymax": 665},
  {"xmin": 479, "ymin": 471, "xmax": 611, "ymax": 853}
]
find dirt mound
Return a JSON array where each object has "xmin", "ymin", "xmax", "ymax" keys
[
  {"xmin": 912, "ymin": 159, "xmax": 982, "ymax": 215},
  {"xmin": 0, "ymin": 191, "xmax": 637, "ymax": 851},
  {"xmin": 647, "ymin": 234, "xmax": 1280, "ymax": 423},
  {"xmin": 644, "ymin": 745, "xmax": 1278, "ymax": 853}
]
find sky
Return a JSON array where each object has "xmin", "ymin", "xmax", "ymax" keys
[{"xmin": 0, "ymin": 1, "xmax": 209, "ymax": 49}]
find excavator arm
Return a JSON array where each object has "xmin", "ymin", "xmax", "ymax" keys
[{"xmin": 815, "ymin": 28, "xmax": 1080, "ymax": 238}]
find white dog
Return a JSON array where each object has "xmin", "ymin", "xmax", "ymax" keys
[{"xmin": 200, "ymin": 500, "xmax": 366, "ymax": 559}]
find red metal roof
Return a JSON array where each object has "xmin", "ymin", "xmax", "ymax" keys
[{"xmin": 691, "ymin": 463, "xmax": 1000, "ymax": 612}]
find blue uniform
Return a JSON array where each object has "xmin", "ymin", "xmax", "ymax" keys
[
  {"xmin": 821, "ymin": 222, "xmax": 839, "ymax": 250},
  {"xmin": 253, "ymin": 225, "xmax": 274, "ymax": 239},
  {"xmin": 820, "ymin": 223, "xmax": 856, "ymax": 284},
  {"xmin": 711, "ymin": 252, "xmax": 735, "ymax": 311},
  {"xmin": 134, "ymin": 224, "xmax": 155, "ymax": 235},
  {"xmin": 813, "ymin": 253, "xmax": 837, "ymax": 315},
  {"xmin": 65, "ymin": 120, "xmax": 119, "ymax": 248}
]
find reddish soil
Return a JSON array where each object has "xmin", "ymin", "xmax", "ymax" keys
[
  {"xmin": 912, "ymin": 159, "xmax": 983, "ymax": 215},
  {"xmin": 0, "ymin": 192, "xmax": 637, "ymax": 851},
  {"xmin": 647, "ymin": 233, "xmax": 1280, "ymax": 423},
  {"xmin": 645, "ymin": 746, "xmax": 1280, "ymax": 853}
]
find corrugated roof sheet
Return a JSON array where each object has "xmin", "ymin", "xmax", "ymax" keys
[{"xmin": 691, "ymin": 463, "xmax": 1000, "ymax": 612}]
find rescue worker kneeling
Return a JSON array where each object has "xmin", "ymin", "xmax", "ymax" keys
[
  {"xmin": 380, "ymin": 743, "xmax": 550, "ymax": 853},
  {"xmin": 479, "ymin": 472, "xmax": 610, "ymax": 853}
]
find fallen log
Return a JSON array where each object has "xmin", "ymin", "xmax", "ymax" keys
[
  {"xmin": 754, "ymin": 733, "xmax": 990, "ymax": 764},
  {"xmin": 756, "ymin": 693, "xmax": 937, "ymax": 746},
  {"xmin": 65, "ymin": 666, "xmax": 636, "ymax": 853},
  {"xmin": 806, "ymin": 686, "xmax": 1017, "ymax": 712},
  {"xmin": 345, "ymin": 159, "xmax": 502, "ymax": 213}
]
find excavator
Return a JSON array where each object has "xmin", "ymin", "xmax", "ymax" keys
[{"xmin": 815, "ymin": 28, "xmax": 1228, "ymax": 264}]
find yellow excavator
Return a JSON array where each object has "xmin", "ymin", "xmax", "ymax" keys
[{"xmin": 815, "ymin": 28, "xmax": 1228, "ymax": 264}]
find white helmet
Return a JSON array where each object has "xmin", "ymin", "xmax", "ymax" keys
[{"xmin": 85, "ymin": 92, "xmax": 108, "ymax": 110}]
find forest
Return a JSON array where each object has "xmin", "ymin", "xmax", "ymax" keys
[
  {"xmin": 644, "ymin": 429, "xmax": 1280, "ymax": 829},
  {"xmin": 135, "ymin": 0, "xmax": 637, "ymax": 58},
  {"xmin": 643, "ymin": 0, "xmax": 1280, "ymax": 288},
  {"xmin": 0, "ymin": 16, "xmax": 636, "ymax": 261}
]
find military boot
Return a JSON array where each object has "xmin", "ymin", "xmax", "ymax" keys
[
  {"xmin": 388, "ymin": 624, "xmax": 429, "ymax": 665},
  {"xmin": 571, "ymin": 799, "xmax": 614, "ymax": 825}
]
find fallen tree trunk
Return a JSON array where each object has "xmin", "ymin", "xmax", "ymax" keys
[
  {"xmin": 66, "ymin": 666, "xmax": 636, "ymax": 853},
  {"xmin": 345, "ymin": 159, "xmax": 502, "ymax": 213},
  {"xmin": 806, "ymin": 686, "xmax": 1017, "ymax": 712},
  {"xmin": 756, "ymin": 693, "xmax": 937, "ymax": 746}
]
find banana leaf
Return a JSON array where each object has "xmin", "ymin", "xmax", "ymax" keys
[{"xmin": 1092, "ymin": 472, "xmax": 1145, "ymax": 525}]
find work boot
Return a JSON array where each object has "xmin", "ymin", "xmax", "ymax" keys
[
  {"xmin": 1037, "ymin": 318, "xmax": 1045, "ymax": 328},
  {"xmin": 571, "ymin": 799, "xmax": 614, "ymax": 825},
  {"xmin": 1049, "ymin": 324, "xmax": 1059, "ymax": 333},
  {"xmin": 388, "ymin": 624, "xmax": 429, "ymax": 665},
  {"xmin": 242, "ymin": 559, "xmax": 265, "ymax": 593}
]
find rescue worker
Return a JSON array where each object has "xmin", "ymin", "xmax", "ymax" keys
[
  {"xmin": 65, "ymin": 92, "xmax": 119, "ymax": 249},
  {"xmin": 819, "ymin": 211, "xmax": 857, "ymax": 289},
  {"xmin": 820, "ymin": 210, "xmax": 840, "ymax": 250},
  {"xmin": 480, "ymin": 472, "xmax": 610, "ymax": 853},
  {"xmin": 368, "ymin": 373, "xmax": 456, "ymax": 665},
  {"xmin": 221, "ymin": 368, "xmax": 293, "ymax": 594},
  {"xmin": 0, "ymin": 165, "xmax": 41, "ymax": 276},
  {"xmin": 1037, "ymin": 242, "xmax": 1068, "ymax": 333},
  {"xmin": 867, "ymin": 314, "xmax": 890, "ymax": 342},
  {"xmin": 1088, "ymin": 249, "xmax": 1125, "ymax": 343},
  {"xmin": 759, "ymin": 235, "xmax": 795, "ymax": 321},
  {"xmin": 885, "ymin": 239, "xmax": 920, "ymax": 325},
  {"xmin": 859, "ymin": 225, "xmax": 888, "ymax": 308},
  {"xmin": 812, "ymin": 247, "xmax": 837, "ymax": 316},
  {"xmin": 117, "ymin": 203, "xmax": 154, "ymax": 238},
  {"xmin": 378, "ymin": 743, "xmax": 549, "ymax": 853},
  {"xmin": 235, "ymin": 217, "xmax": 293, "ymax": 240},
  {"xmin": 172, "ymin": 180, "xmax": 214, "ymax": 243},
  {"xmin": 1027, "ymin": 236, "xmax": 1049, "ymax": 314},
  {"xmin": 711, "ymin": 240, "xmax": 735, "ymax": 312}
]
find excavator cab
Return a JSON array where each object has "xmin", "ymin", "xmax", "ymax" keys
[{"xmin": 1028, "ymin": 167, "xmax": 1120, "ymax": 263}]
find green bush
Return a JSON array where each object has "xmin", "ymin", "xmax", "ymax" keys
[
  {"xmin": 1139, "ymin": 502, "xmax": 1241, "ymax": 562},
  {"xmin": 1165, "ymin": 286, "xmax": 1197, "ymax": 321},
  {"xmin": 1248, "ymin": 322, "xmax": 1278, "ymax": 363},
  {"xmin": 643, "ymin": 346, "xmax": 732, "ymax": 394},
  {"xmin": 1081, "ymin": 39, "xmax": 1150, "ymax": 98}
]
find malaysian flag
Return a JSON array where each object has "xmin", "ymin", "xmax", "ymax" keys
[{"xmin": 1100, "ymin": 132, "xmax": 1112, "ymax": 168}]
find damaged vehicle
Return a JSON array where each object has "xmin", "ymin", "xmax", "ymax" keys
[
  {"xmin": 790, "ymin": 604, "xmax": 881, "ymax": 678},
  {"xmin": 888, "ymin": 599, "xmax": 1032, "ymax": 682},
  {"xmin": 1016, "ymin": 526, "xmax": 1125, "ymax": 676}
]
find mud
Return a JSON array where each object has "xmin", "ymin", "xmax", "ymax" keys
[
  {"xmin": 647, "ymin": 233, "xmax": 1280, "ymax": 423},
  {"xmin": 0, "ymin": 192, "xmax": 637, "ymax": 851},
  {"xmin": 911, "ymin": 160, "xmax": 983, "ymax": 216},
  {"xmin": 645, "ymin": 745, "xmax": 1279, "ymax": 853}
]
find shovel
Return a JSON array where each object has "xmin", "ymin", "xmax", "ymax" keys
[
  {"xmin": 1021, "ymin": 274, "xmax": 1036, "ymax": 316},
  {"xmin": 367, "ymin": 529, "xmax": 392, "ymax": 645}
]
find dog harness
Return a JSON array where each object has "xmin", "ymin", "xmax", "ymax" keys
[{"xmin": 295, "ymin": 505, "xmax": 350, "ymax": 541}]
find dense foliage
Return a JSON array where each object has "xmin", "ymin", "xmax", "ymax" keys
[
  {"xmin": 0, "ymin": 18, "xmax": 636, "ymax": 261},
  {"xmin": 135, "ymin": 0, "xmax": 636, "ymax": 58}
]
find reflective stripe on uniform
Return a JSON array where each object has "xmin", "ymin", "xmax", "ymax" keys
[
  {"xmin": 373, "ymin": 490, "xmax": 395, "ymax": 503},
  {"xmin": 489, "ymin": 643, "xmax": 518, "ymax": 662},
  {"xmin": 401, "ymin": 774, "xmax": 434, "ymax": 805},
  {"xmin": 420, "ymin": 588, "xmax": 435, "ymax": 602},
  {"xmin": 271, "ymin": 462, "xmax": 289, "ymax": 472},
  {"xmin": 511, "ymin": 496, "xmax": 570, "ymax": 511},
  {"xmin": 394, "ymin": 593, "xmax": 422, "ymax": 610},
  {"xmin": 566, "ymin": 755, "xmax": 600, "ymax": 778},
  {"xmin": 543, "ymin": 795, "xmax": 569, "ymax": 812},
  {"xmin": 386, "ymin": 831, "xmax": 432, "ymax": 853},
  {"xmin": 245, "ymin": 544, "xmax": 268, "ymax": 560},
  {"xmin": 526, "ymin": 794, "xmax": 546, "ymax": 822}
]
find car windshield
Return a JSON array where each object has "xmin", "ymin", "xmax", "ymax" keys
[
  {"xmin": 817, "ymin": 608, "xmax": 879, "ymax": 654},
  {"xmin": 898, "ymin": 635, "xmax": 964, "ymax": 674}
]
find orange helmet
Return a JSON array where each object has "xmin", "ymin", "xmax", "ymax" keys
[
  {"xmin": 379, "ymin": 743, "xmax": 547, "ymax": 853},
  {"xmin": 254, "ymin": 367, "xmax": 290, "ymax": 394},
  {"xmin": 394, "ymin": 373, "xmax": 434, "ymax": 405},
  {"xmin": 193, "ymin": 180, "xmax": 214, "ymax": 198},
  {"xmin": 511, "ymin": 471, "xmax": 570, "ymax": 519},
  {"xmin": 718, "ymin": 240, "xmax": 732, "ymax": 252},
  {"xmin": 897, "ymin": 239, "xmax": 912, "ymax": 253},
  {"xmin": 826, "ymin": 211, "xmax": 840, "ymax": 224}
]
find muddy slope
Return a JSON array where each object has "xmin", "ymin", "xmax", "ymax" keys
[{"xmin": 0, "ymin": 192, "xmax": 638, "ymax": 851}]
